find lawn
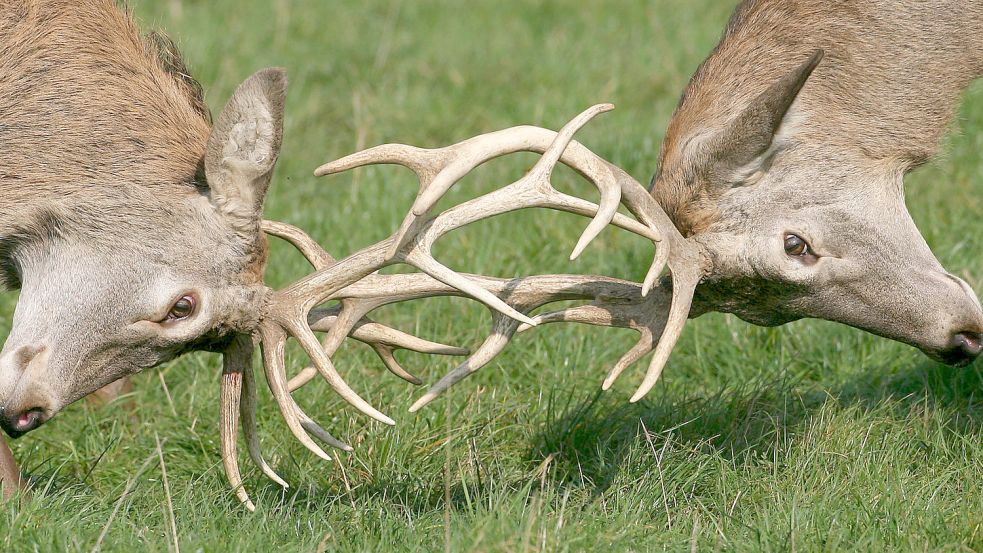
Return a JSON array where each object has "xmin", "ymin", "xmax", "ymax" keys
[{"xmin": 2, "ymin": 0, "xmax": 982, "ymax": 551}]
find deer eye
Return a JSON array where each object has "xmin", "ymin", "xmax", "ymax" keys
[
  {"xmin": 783, "ymin": 234, "xmax": 810, "ymax": 257},
  {"xmin": 164, "ymin": 295, "xmax": 196, "ymax": 321}
]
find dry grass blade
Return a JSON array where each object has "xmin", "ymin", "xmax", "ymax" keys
[
  {"xmin": 155, "ymin": 433, "xmax": 180, "ymax": 553},
  {"xmin": 92, "ymin": 450, "xmax": 159, "ymax": 553}
]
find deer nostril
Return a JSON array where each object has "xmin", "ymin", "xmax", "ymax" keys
[{"xmin": 944, "ymin": 331, "xmax": 983, "ymax": 366}]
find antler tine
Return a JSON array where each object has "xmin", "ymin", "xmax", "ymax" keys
[
  {"xmin": 258, "ymin": 324, "xmax": 334, "ymax": 461},
  {"xmin": 240, "ymin": 351, "xmax": 289, "ymax": 488},
  {"xmin": 313, "ymin": 143, "xmax": 438, "ymax": 179},
  {"xmin": 370, "ymin": 343, "xmax": 423, "ymax": 385},
  {"xmin": 514, "ymin": 103, "xmax": 632, "ymax": 261},
  {"xmin": 629, "ymin": 270, "xmax": 699, "ymax": 402},
  {"xmin": 314, "ymin": 144, "xmax": 441, "ymax": 259},
  {"xmin": 295, "ymin": 403, "xmax": 353, "ymax": 452},
  {"xmin": 604, "ymin": 333, "xmax": 657, "ymax": 390},
  {"xmin": 262, "ymin": 220, "xmax": 333, "ymax": 268},
  {"xmin": 516, "ymin": 301, "xmax": 662, "ymax": 390},
  {"xmin": 287, "ymin": 313, "xmax": 468, "ymax": 390},
  {"xmin": 282, "ymin": 317, "xmax": 396, "ymax": 426},
  {"xmin": 347, "ymin": 320, "xmax": 469, "ymax": 356},
  {"xmin": 400, "ymin": 252, "xmax": 538, "ymax": 326},
  {"xmin": 220, "ymin": 337, "xmax": 254, "ymax": 511},
  {"xmin": 285, "ymin": 301, "xmax": 372, "ymax": 392},
  {"xmin": 408, "ymin": 311, "xmax": 522, "ymax": 412}
]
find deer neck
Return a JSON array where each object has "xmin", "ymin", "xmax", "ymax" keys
[{"xmin": 666, "ymin": 0, "xmax": 983, "ymax": 174}]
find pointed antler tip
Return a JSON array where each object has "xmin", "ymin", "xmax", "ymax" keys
[
  {"xmin": 628, "ymin": 383, "xmax": 654, "ymax": 402},
  {"xmin": 408, "ymin": 395, "xmax": 434, "ymax": 413}
]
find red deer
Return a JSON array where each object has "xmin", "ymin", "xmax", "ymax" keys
[
  {"xmin": 651, "ymin": 0, "xmax": 983, "ymax": 364},
  {"xmin": 3, "ymin": 0, "xmax": 982, "ymax": 512},
  {"xmin": 0, "ymin": 0, "xmax": 286, "ymax": 498}
]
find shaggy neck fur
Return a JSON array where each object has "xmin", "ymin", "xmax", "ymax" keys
[
  {"xmin": 654, "ymin": 0, "xmax": 983, "ymax": 234},
  {"xmin": 0, "ymin": 0, "xmax": 256, "ymax": 286}
]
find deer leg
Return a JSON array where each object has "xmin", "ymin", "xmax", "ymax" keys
[
  {"xmin": 86, "ymin": 377, "xmax": 137, "ymax": 426},
  {"xmin": 86, "ymin": 377, "xmax": 134, "ymax": 407},
  {"xmin": 0, "ymin": 434, "xmax": 25, "ymax": 500}
]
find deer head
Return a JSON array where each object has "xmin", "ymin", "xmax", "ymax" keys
[
  {"xmin": 653, "ymin": 49, "xmax": 983, "ymax": 366},
  {"xmin": 0, "ymin": 67, "xmax": 287, "ymax": 438}
]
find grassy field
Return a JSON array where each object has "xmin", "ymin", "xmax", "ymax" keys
[{"xmin": 2, "ymin": 0, "xmax": 983, "ymax": 551}]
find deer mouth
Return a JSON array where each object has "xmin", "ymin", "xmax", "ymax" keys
[
  {"xmin": 936, "ymin": 331, "xmax": 983, "ymax": 367},
  {"xmin": 0, "ymin": 407, "xmax": 47, "ymax": 439}
]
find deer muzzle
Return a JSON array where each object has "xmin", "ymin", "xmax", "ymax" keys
[{"xmin": 0, "ymin": 344, "xmax": 55, "ymax": 438}]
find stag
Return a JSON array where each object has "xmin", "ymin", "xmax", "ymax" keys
[
  {"xmin": 651, "ymin": 0, "xmax": 983, "ymax": 362},
  {"xmin": 0, "ymin": 0, "xmax": 695, "ymax": 507},
  {"xmin": 3, "ymin": 0, "xmax": 983, "ymax": 513},
  {"xmin": 0, "ymin": 0, "xmax": 268, "ymax": 496}
]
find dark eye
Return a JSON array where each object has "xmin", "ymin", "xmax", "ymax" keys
[
  {"xmin": 165, "ymin": 295, "xmax": 196, "ymax": 321},
  {"xmin": 784, "ymin": 234, "xmax": 810, "ymax": 257}
]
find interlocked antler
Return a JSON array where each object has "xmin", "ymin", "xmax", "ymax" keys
[{"xmin": 219, "ymin": 104, "xmax": 704, "ymax": 510}]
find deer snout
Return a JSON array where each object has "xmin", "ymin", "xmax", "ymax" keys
[
  {"xmin": 931, "ymin": 274, "xmax": 983, "ymax": 367},
  {"xmin": 0, "ymin": 344, "xmax": 55, "ymax": 438}
]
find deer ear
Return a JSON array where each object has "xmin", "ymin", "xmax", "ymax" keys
[
  {"xmin": 204, "ymin": 68, "xmax": 287, "ymax": 234},
  {"xmin": 709, "ymin": 50, "xmax": 823, "ymax": 181}
]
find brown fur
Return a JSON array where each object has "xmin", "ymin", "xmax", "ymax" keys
[
  {"xmin": 0, "ymin": 0, "xmax": 213, "ymax": 285},
  {"xmin": 655, "ymin": 0, "xmax": 983, "ymax": 235}
]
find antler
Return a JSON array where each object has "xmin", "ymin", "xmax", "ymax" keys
[{"xmin": 218, "ymin": 104, "xmax": 705, "ymax": 510}]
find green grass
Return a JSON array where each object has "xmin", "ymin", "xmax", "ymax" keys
[{"xmin": 3, "ymin": 0, "xmax": 983, "ymax": 550}]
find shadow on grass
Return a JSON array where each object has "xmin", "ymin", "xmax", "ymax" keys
[
  {"xmin": 17, "ymin": 360, "xmax": 982, "ymax": 517},
  {"xmin": 265, "ymin": 359, "xmax": 983, "ymax": 514},
  {"xmin": 524, "ymin": 360, "xmax": 983, "ymax": 498}
]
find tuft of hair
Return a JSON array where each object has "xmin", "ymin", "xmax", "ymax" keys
[{"xmin": 143, "ymin": 31, "xmax": 210, "ymax": 123}]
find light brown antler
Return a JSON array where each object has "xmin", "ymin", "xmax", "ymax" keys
[{"xmin": 218, "ymin": 104, "xmax": 705, "ymax": 510}]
